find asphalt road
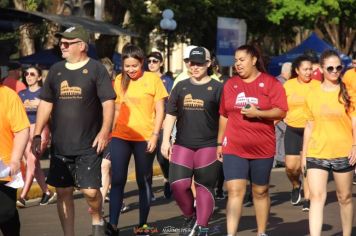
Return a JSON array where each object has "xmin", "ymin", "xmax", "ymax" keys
[{"xmin": 16, "ymin": 168, "xmax": 356, "ymax": 236}]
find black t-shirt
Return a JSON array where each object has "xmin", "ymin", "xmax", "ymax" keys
[
  {"xmin": 167, "ymin": 78, "xmax": 222, "ymax": 148},
  {"xmin": 40, "ymin": 59, "xmax": 116, "ymax": 155}
]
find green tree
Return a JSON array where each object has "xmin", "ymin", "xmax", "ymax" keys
[{"xmin": 268, "ymin": 0, "xmax": 356, "ymax": 54}]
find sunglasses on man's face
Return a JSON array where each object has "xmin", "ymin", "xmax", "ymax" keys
[
  {"xmin": 147, "ymin": 59, "xmax": 160, "ymax": 64},
  {"xmin": 326, "ymin": 65, "xmax": 343, "ymax": 73},
  {"xmin": 24, "ymin": 71, "xmax": 37, "ymax": 77},
  {"xmin": 59, "ymin": 41, "xmax": 82, "ymax": 49}
]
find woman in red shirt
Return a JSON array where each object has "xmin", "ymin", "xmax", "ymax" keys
[{"xmin": 217, "ymin": 45, "xmax": 288, "ymax": 236}]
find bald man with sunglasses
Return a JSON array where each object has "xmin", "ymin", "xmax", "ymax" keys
[{"xmin": 32, "ymin": 26, "xmax": 116, "ymax": 236}]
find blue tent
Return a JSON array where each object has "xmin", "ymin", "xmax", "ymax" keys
[
  {"xmin": 19, "ymin": 44, "xmax": 98, "ymax": 68},
  {"xmin": 268, "ymin": 32, "xmax": 352, "ymax": 76}
]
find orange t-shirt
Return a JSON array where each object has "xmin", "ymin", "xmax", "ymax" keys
[
  {"xmin": 112, "ymin": 72, "xmax": 168, "ymax": 141},
  {"xmin": 343, "ymin": 68, "xmax": 356, "ymax": 116},
  {"xmin": 0, "ymin": 85, "xmax": 30, "ymax": 181}
]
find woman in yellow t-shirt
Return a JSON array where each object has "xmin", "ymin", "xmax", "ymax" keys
[
  {"xmin": 283, "ymin": 55, "xmax": 320, "ymax": 211},
  {"xmin": 107, "ymin": 44, "xmax": 168, "ymax": 235},
  {"xmin": 302, "ymin": 50, "xmax": 356, "ymax": 236}
]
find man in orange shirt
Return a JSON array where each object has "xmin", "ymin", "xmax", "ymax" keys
[{"xmin": 0, "ymin": 66, "xmax": 30, "ymax": 236}]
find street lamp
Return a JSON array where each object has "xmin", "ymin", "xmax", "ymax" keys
[{"xmin": 160, "ymin": 9, "xmax": 177, "ymax": 72}]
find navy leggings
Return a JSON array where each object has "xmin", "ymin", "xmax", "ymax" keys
[{"xmin": 109, "ymin": 138, "xmax": 155, "ymax": 226}]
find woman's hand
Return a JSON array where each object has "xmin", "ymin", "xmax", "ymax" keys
[
  {"xmin": 240, "ymin": 104, "xmax": 260, "ymax": 119},
  {"xmin": 217, "ymin": 146, "xmax": 223, "ymax": 162},
  {"xmin": 146, "ymin": 135, "xmax": 159, "ymax": 153},
  {"xmin": 301, "ymin": 153, "xmax": 307, "ymax": 177},
  {"xmin": 348, "ymin": 146, "xmax": 356, "ymax": 166},
  {"xmin": 161, "ymin": 140, "xmax": 172, "ymax": 161}
]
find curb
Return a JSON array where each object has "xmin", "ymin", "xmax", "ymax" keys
[{"xmin": 19, "ymin": 164, "xmax": 163, "ymax": 200}]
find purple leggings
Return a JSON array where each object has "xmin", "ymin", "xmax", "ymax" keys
[{"xmin": 169, "ymin": 145, "xmax": 219, "ymax": 227}]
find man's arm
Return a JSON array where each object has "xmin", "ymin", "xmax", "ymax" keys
[
  {"xmin": 10, "ymin": 127, "xmax": 29, "ymax": 175},
  {"xmin": 92, "ymin": 99, "xmax": 115, "ymax": 153},
  {"xmin": 34, "ymin": 100, "xmax": 53, "ymax": 136}
]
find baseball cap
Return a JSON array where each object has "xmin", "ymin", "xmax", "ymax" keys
[
  {"xmin": 55, "ymin": 25, "xmax": 89, "ymax": 43},
  {"xmin": 183, "ymin": 45, "xmax": 197, "ymax": 59},
  {"xmin": 189, "ymin": 47, "xmax": 211, "ymax": 64},
  {"xmin": 147, "ymin": 51, "xmax": 163, "ymax": 61}
]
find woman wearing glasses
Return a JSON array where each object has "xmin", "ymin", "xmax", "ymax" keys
[
  {"xmin": 17, "ymin": 66, "xmax": 54, "ymax": 207},
  {"xmin": 147, "ymin": 51, "xmax": 174, "ymax": 199},
  {"xmin": 302, "ymin": 50, "xmax": 356, "ymax": 236},
  {"xmin": 283, "ymin": 55, "xmax": 320, "ymax": 211}
]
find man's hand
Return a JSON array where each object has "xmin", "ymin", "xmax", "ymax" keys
[
  {"xmin": 92, "ymin": 130, "xmax": 110, "ymax": 154},
  {"xmin": 241, "ymin": 104, "xmax": 260, "ymax": 119},
  {"xmin": 161, "ymin": 140, "xmax": 172, "ymax": 161},
  {"xmin": 217, "ymin": 146, "xmax": 223, "ymax": 162},
  {"xmin": 31, "ymin": 135, "xmax": 42, "ymax": 157}
]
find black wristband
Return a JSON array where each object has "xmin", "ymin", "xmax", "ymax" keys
[{"xmin": 217, "ymin": 143, "xmax": 222, "ymax": 146}]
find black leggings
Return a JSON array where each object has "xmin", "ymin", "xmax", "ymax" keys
[
  {"xmin": 0, "ymin": 184, "xmax": 20, "ymax": 236},
  {"xmin": 109, "ymin": 138, "xmax": 155, "ymax": 226}
]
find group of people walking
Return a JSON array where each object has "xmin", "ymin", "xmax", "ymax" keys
[{"xmin": 0, "ymin": 24, "xmax": 355, "ymax": 236}]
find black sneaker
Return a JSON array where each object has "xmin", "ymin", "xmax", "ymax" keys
[
  {"xmin": 302, "ymin": 200, "xmax": 310, "ymax": 212},
  {"xmin": 179, "ymin": 216, "xmax": 197, "ymax": 236},
  {"xmin": 215, "ymin": 190, "xmax": 225, "ymax": 200},
  {"xmin": 16, "ymin": 198, "xmax": 26, "ymax": 208},
  {"xmin": 194, "ymin": 226, "xmax": 209, "ymax": 236},
  {"xmin": 106, "ymin": 223, "xmax": 119, "ymax": 236},
  {"xmin": 40, "ymin": 192, "xmax": 57, "ymax": 206},
  {"xmin": 92, "ymin": 224, "xmax": 106, "ymax": 236},
  {"xmin": 291, "ymin": 184, "xmax": 302, "ymax": 205},
  {"xmin": 164, "ymin": 182, "xmax": 172, "ymax": 199},
  {"xmin": 121, "ymin": 202, "xmax": 129, "ymax": 213}
]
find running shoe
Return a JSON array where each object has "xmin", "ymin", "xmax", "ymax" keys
[
  {"xmin": 16, "ymin": 198, "xmax": 26, "ymax": 208},
  {"xmin": 291, "ymin": 184, "xmax": 302, "ymax": 205},
  {"xmin": 215, "ymin": 189, "xmax": 225, "ymax": 200},
  {"xmin": 105, "ymin": 223, "xmax": 119, "ymax": 236},
  {"xmin": 40, "ymin": 191, "xmax": 57, "ymax": 205},
  {"xmin": 164, "ymin": 182, "xmax": 172, "ymax": 199},
  {"xmin": 302, "ymin": 200, "xmax": 310, "ymax": 212},
  {"xmin": 121, "ymin": 202, "xmax": 130, "ymax": 213},
  {"xmin": 92, "ymin": 224, "xmax": 106, "ymax": 236},
  {"xmin": 179, "ymin": 216, "xmax": 197, "ymax": 236},
  {"xmin": 194, "ymin": 226, "xmax": 209, "ymax": 235}
]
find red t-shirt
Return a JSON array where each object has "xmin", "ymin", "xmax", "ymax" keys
[{"xmin": 219, "ymin": 73, "xmax": 288, "ymax": 159}]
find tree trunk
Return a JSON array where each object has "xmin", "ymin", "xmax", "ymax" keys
[{"xmin": 43, "ymin": 0, "xmax": 65, "ymax": 49}]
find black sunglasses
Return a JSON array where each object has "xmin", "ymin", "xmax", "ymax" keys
[
  {"xmin": 147, "ymin": 59, "xmax": 160, "ymax": 64},
  {"xmin": 189, "ymin": 61, "xmax": 206, "ymax": 67},
  {"xmin": 326, "ymin": 65, "xmax": 343, "ymax": 73},
  {"xmin": 59, "ymin": 41, "xmax": 82, "ymax": 49},
  {"xmin": 24, "ymin": 71, "xmax": 37, "ymax": 77}
]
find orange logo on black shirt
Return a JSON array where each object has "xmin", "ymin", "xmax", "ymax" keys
[
  {"xmin": 59, "ymin": 81, "xmax": 82, "ymax": 99},
  {"xmin": 183, "ymin": 94, "xmax": 204, "ymax": 110}
]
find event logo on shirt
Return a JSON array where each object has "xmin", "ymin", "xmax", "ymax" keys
[
  {"xmin": 59, "ymin": 80, "xmax": 82, "ymax": 99},
  {"xmin": 183, "ymin": 94, "xmax": 204, "ymax": 110},
  {"xmin": 234, "ymin": 92, "xmax": 258, "ymax": 108}
]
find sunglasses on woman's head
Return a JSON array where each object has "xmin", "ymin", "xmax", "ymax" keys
[
  {"xmin": 148, "ymin": 59, "xmax": 159, "ymax": 64},
  {"xmin": 59, "ymin": 41, "xmax": 82, "ymax": 49},
  {"xmin": 326, "ymin": 65, "xmax": 343, "ymax": 73},
  {"xmin": 24, "ymin": 71, "xmax": 36, "ymax": 77}
]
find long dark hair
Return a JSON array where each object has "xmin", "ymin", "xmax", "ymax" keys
[
  {"xmin": 291, "ymin": 55, "xmax": 312, "ymax": 78},
  {"xmin": 320, "ymin": 50, "xmax": 353, "ymax": 113},
  {"xmin": 25, "ymin": 66, "xmax": 43, "ymax": 87},
  {"xmin": 236, "ymin": 45, "xmax": 266, "ymax": 73},
  {"xmin": 121, "ymin": 43, "xmax": 144, "ymax": 93}
]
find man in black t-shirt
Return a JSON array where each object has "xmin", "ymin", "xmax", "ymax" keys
[{"xmin": 31, "ymin": 26, "xmax": 116, "ymax": 236}]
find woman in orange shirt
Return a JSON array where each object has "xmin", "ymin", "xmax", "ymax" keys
[
  {"xmin": 107, "ymin": 44, "xmax": 168, "ymax": 235},
  {"xmin": 302, "ymin": 50, "xmax": 356, "ymax": 236}
]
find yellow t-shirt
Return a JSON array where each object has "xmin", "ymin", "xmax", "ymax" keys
[
  {"xmin": 343, "ymin": 68, "xmax": 356, "ymax": 116},
  {"xmin": 0, "ymin": 85, "xmax": 30, "ymax": 182},
  {"xmin": 304, "ymin": 85, "xmax": 352, "ymax": 158},
  {"xmin": 284, "ymin": 78, "xmax": 320, "ymax": 128},
  {"xmin": 112, "ymin": 72, "xmax": 168, "ymax": 141}
]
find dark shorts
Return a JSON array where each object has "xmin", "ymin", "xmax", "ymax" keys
[
  {"xmin": 284, "ymin": 126, "xmax": 304, "ymax": 155},
  {"xmin": 306, "ymin": 157, "xmax": 354, "ymax": 173},
  {"xmin": 47, "ymin": 149, "xmax": 102, "ymax": 189},
  {"xmin": 223, "ymin": 154, "xmax": 274, "ymax": 186}
]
